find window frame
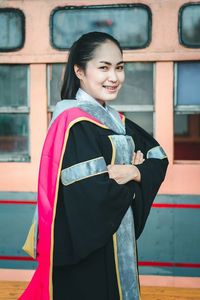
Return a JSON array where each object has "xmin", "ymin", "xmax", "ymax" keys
[
  {"xmin": 179, "ymin": 3, "xmax": 200, "ymax": 49},
  {"xmin": 0, "ymin": 7, "xmax": 25, "ymax": 52},
  {"xmin": 50, "ymin": 4, "xmax": 152, "ymax": 50}
]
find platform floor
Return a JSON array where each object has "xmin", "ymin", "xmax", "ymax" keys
[{"xmin": 0, "ymin": 281, "xmax": 200, "ymax": 300}]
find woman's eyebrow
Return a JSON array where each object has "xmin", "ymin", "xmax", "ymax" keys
[{"xmin": 99, "ymin": 61, "xmax": 124, "ymax": 65}]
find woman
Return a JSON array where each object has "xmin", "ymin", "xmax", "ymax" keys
[{"xmin": 20, "ymin": 32, "xmax": 168, "ymax": 300}]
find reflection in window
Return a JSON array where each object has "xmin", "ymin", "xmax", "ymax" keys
[
  {"xmin": 0, "ymin": 8, "xmax": 25, "ymax": 51},
  {"xmin": 0, "ymin": 114, "xmax": 29, "ymax": 159},
  {"xmin": 174, "ymin": 62, "xmax": 200, "ymax": 160},
  {"xmin": 48, "ymin": 64, "xmax": 64, "ymax": 107},
  {"xmin": 179, "ymin": 4, "xmax": 200, "ymax": 48},
  {"xmin": 0, "ymin": 65, "xmax": 28, "ymax": 106},
  {"xmin": 0, "ymin": 65, "xmax": 29, "ymax": 161},
  {"xmin": 176, "ymin": 62, "xmax": 200, "ymax": 105},
  {"xmin": 116, "ymin": 63, "xmax": 153, "ymax": 105},
  {"xmin": 51, "ymin": 5, "xmax": 151, "ymax": 49},
  {"xmin": 174, "ymin": 113, "xmax": 200, "ymax": 160},
  {"xmin": 124, "ymin": 112, "xmax": 153, "ymax": 136}
]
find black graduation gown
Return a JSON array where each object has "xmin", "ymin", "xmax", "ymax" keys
[{"xmin": 52, "ymin": 117, "xmax": 168, "ymax": 300}]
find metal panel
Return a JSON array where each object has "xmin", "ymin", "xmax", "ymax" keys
[{"xmin": 138, "ymin": 194, "xmax": 200, "ymax": 277}]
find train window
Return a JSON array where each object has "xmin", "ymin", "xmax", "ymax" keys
[
  {"xmin": 47, "ymin": 62, "xmax": 154, "ymax": 135},
  {"xmin": 0, "ymin": 65, "xmax": 29, "ymax": 161},
  {"xmin": 179, "ymin": 4, "xmax": 200, "ymax": 48},
  {"xmin": 0, "ymin": 8, "xmax": 25, "ymax": 52},
  {"xmin": 50, "ymin": 5, "xmax": 151, "ymax": 50},
  {"xmin": 174, "ymin": 62, "xmax": 200, "ymax": 160}
]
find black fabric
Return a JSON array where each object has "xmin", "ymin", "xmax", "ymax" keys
[
  {"xmin": 52, "ymin": 117, "xmax": 168, "ymax": 300},
  {"xmin": 125, "ymin": 118, "xmax": 169, "ymax": 238},
  {"xmin": 53, "ymin": 121, "xmax": 136, "ymax": 265},
  {"xmin": 53, "ymin": 239, "xmax": 119, "ymax": 300}
]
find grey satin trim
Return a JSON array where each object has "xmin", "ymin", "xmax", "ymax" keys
[
  {"xmin": 33, "ymin": 205, "xmax": 38, "ymax": 258},
  {"xmin": 49, "ymin": 100, "xmax": 78, "ymax": 128},
  {"xmin": 61, "ymin": 156, "xmax": 107, "ymax": 186},
  {"xmin": 78, "ymin": 102, "xmax": 125, "ymax": 135},
  {"xmin": 116, "ymin": 208, "xmax": 140, "ymax": 300},
  {"xmin": 109, "ymin": 135, "xmax": 135, "ymax": 165},
  {"xmin": 109, "ymin": 135, "xmax": 140, "ymax": 299},
  {"xmin": 147, "ymin": 145, "xmax": 167, "ymax": 159}
]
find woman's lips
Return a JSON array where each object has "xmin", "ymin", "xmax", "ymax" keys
[{"xmin": 103, "ymin": 85, "xmax": 119, "ymax": 92}]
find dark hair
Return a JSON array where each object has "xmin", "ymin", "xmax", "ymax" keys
[{"xmin": 61, "ymin": 31, "xmax": 122, "ymax": 99}]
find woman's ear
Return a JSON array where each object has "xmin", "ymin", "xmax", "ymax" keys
[{"xmin": 74, "ymin": 65, "xmax": 84, "ymax": 80}]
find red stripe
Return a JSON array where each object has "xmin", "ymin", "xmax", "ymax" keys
[
  {"xmin": 139, "ymin": 261, "xmax": 200, "ymax": 268},
  {"xmin": 0, "ymin": 256, "xmax": 200, "ymax": 268},
  {"xmin": 152, "ymin": 203, "xmax": 200, "ymax": 209},
  {"xmin": 0, "ymin": 256, "xmax": 35, "ymax": 261},
  {"xmin": 0, "ymin": 200, "xmax": 37, "ymax": 205},
  {"xmin": 1, "ymin": 200, "xmax": 200, "ymax": 208}
]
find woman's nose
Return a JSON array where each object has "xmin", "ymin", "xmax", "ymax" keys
[{"xmin": 108, "ymin": 70, "xmax": 118, "ymax": 82}]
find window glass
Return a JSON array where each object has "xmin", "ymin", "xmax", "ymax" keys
[
  {"xmin": 51, "ymin": 5, "xmax": 151, "ymax": 49},
  {"xmin": 174, "ymin": 113, "xmax": 200, "ymax": 160},
  {"xmin": 0, "ymin": 65, "xmax": 29, "ymax": 161},
  {"xmin": 0, "ymin": 65, "xmax": 28, "ymax": 106},
  {"xmin": 48, "ymin": 64, "xmax": 64, "ymax": 106},
  {"xmin": 179, "ymin": 4, "xmax": 200, "ymax": 47},
  {"xmin": 0, "ymin": 114, "xmax": 29, "ymax": 161},
  {"xmin": 116, "ymin": 63, "xmax": 153, "ymax": 105},
  {"xmin": 176, "ymin": 62, "xmax": 200, "ymax": 106},
  {"xmin": 124, "ymin": 112, "xmax": 153, "ymax": 136},
  {"xmin": 0, "ymin": 9, "xmax": 25, "ymax": 51}
]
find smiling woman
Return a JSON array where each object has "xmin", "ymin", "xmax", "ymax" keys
[
  {"xmin": 19, "ymin": 32, "xmax": 168, "ymax": 300},
  {"xmin": 73, "ymin": 40, "xmax": 125, "ymax": 104}
]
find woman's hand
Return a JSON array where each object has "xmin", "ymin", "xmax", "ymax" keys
[
  {"xmin": 107, "ymin": 150, "xmax": 145, "ymax": 184},
  {"xmin": 107, "ymin": 164, "xmax": 141, "ymax": 184},
  {"xmin": 131, "ymin": 150, "xmax": 145, "ymax": 165}
]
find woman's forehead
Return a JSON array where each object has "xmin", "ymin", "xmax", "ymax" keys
[{"xmin": 92, "ymin": 41, "xmax": 123, "ymax": 63}]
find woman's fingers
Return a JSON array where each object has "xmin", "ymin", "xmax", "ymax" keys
[{"xmin": 132, "ymin": 150, "xmax": 145, "ymax": 165}]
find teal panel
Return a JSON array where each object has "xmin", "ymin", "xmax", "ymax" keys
[
  {"xmin": 139, "ymin": 266, "xmax": 200, "ymax": 277},
  {"xmin": 154, "ymin": 194, "xmax": 200, "ymax": 204},
  {"xmin": 0, "ymin": 260, "xmax": 37, "ymax": 269},
  {"xmin": 138, "ymin": 208, "xmax": 174, "ymax": 262},
  {"xmin": 0, "ymin": 204, "xmax": 35, "ymax": 256},
  {"xmin": 174, "ymin": 209, "xmax": 200, "ymax": 262},
  {"xmin": 138, "ymin": 194, "xmax": 200, "ymax": 277},
  {"xmin": 0, "ymin": 191, "xmax": 37, "ymax": 200},
  {"xmin": 0, "ymin": 191, "xmax": 200, "ymax": 277}
]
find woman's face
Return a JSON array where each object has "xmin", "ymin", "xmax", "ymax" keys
[{"xmin": 74, "ymin": 41, "xmax": 125, "ymax": 105}]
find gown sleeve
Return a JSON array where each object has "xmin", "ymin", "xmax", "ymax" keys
[
  {"xmin": 125, "ymin": 118, "xmax": 169, "ymax": 239},
  {"xmin": 54, "ymin": 120, "xmax": 136, "ymax": 265}
]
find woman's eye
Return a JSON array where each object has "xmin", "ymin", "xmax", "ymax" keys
[
  {"xmin": 99, "ymin": 66, "xmax": 108, "ymax": 70},
  {"xmin": 117, "ymin": 65, "xmax": 124, "ymax": 71}
]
